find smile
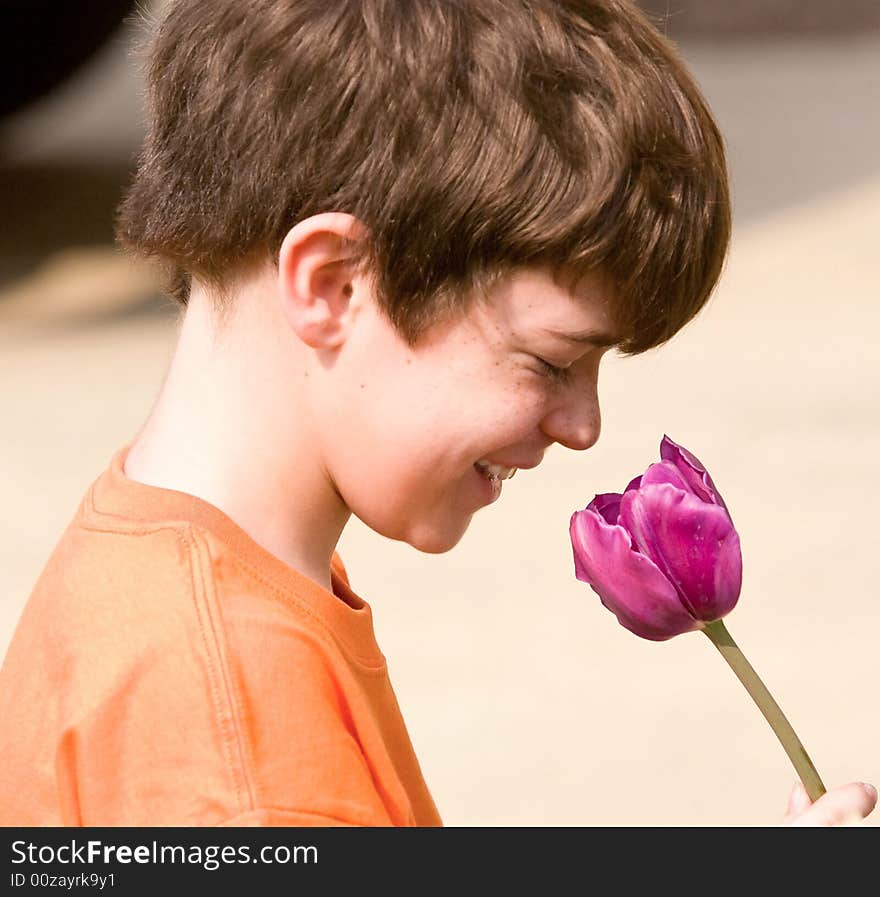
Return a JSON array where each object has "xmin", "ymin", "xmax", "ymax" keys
[{"xmin": 474, "ymin": 461, "xmax": 517, "ymax": 481}]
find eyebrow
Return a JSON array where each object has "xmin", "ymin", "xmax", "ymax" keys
[{"xmin": 540, "ymin": 327, "xmax": 621, "ymax": 348}]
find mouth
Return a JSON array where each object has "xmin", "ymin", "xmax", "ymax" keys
[{"xmin": 473, "ymin": 460, "xmax": 517, "ymax": 482}]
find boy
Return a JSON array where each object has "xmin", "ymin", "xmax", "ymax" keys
[{"xmin": 0, "ymin": 0, "xmax": 874, "ymax": 826}]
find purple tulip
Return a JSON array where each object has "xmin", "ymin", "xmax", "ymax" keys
[
  {"xmin": 570, "ymin": 437, "xmax": 828, "ymax": 802},
  {"xmin": 570, "ymin": 435, "xmax": 742, "ymax": 641}
]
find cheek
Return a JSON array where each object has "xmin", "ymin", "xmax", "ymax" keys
[
  {"xmin": 333, "ymin": 355, "xmax": 542, "ymax": 480},
  {"xmin": 489, "ymin": 366, "xmax": 550, "ymax": 428},
  {"xmin": 332, "ymin": 392, "xmax": 450, "ymax": 486},
  {"xmin": 459, "ymin": 366, "xmax": 549, "ymax": 448}
]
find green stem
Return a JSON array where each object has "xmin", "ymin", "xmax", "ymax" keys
[{"xmin": 702, "ymin": 619, "xmax": 826, "ymax": 802}]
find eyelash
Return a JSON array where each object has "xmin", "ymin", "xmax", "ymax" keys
[{"xmin": 534, "ymin": 357, "xmax": 573, "ymax": 384}]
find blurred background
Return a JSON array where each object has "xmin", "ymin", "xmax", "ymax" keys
[{"xmin": 1, "ymin": 1, "xmax": 878, "ymax": 826}]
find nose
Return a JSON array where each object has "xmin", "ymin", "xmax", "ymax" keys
[{"xmin": 539, "ymin": 374, "xmax": 602, "ymax": 452}]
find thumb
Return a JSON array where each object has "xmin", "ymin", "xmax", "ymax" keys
[{"xmin": 787, "ymin": 782, "xmax": 877, "ymax": 827}]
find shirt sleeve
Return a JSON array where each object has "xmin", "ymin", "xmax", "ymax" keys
[
  {"xmin": 52, "ymin": 608, "xmax": 394, "ymax": 826},
  {"xmin": 219, "ymin": 612, "xmax": 397, "ymax": 826}
]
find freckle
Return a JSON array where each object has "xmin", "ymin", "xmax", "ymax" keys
[{"xmin": 360, "ymin": 383, "xmax": 365, "ymax": 389}]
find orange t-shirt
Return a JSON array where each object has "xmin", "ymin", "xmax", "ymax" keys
[{"xmin": 0, "ymin": 444, "xmax": 442, "ymax": 826}]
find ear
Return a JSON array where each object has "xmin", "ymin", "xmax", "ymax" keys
[{"xmin": 277, "ymin": 212, "xmax": 368, "ymax": 349}]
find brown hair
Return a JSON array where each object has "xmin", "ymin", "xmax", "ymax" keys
[{"xmin": 117, "ymin": 0, "xmax": 731, "ymax": 355}]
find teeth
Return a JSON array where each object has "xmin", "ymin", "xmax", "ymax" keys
[{"xmin": 475, "ymin": 461, "xmax": 517, "ymax": 481}]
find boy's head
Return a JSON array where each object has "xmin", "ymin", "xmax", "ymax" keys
[
  {"xmin": 116, "ymin": 0, "xmax": 731, "ymax": 556},
  {"xmin": 117, "ymin": 0, "xmax": 730, "ymax": 357}
]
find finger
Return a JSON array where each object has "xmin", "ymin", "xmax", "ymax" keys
[
  {"xmin": 782, "ymin": 781, "xmax": 812, "ymax": 823},
  {"xmin": 787, "ymin": 782, "xmax": 877, "ymax": 827}
]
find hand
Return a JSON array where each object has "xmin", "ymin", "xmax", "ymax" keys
[{"xmin": 782, "ymin": 781, "xmax": 877, "ymax": 826}]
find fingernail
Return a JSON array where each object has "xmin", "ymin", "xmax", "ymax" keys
[{"xmin": 860, "ymin": 783, "xmax": 877, "ymax": 802}]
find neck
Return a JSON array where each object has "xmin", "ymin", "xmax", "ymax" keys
[{"xmin": 123, "ymin": 281, "xmax": 351, "ymax": 593}]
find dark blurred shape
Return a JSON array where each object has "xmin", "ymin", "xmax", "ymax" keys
[
  {"xmin": 638, "ymin": 0, "xmax": 880, "ymax": 36},
  {"xmin": 0, "ymin": 0, "xmax": 138, "ymax": 119},
  {"xmin": 0, "ymin": 163, "xmax": 131, "ymax": 281}
]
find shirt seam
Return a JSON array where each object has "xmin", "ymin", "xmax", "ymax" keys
[
  {"xmin": 221, "ymin": 549, "xmax": 387, "ymax": 674},
  {"xmin": 83, "ymin": 487, "xmax": 387, "ymax": 674},
  {"xmin": 218, "ymin": 806, "xmax": 382, "ymax": 826},
  {"xmin": 78, "ymin": 515, "xmax": 257, "ymax": 817},
  {"xmin": 186, "ymin": 525, "xmax": 258, "ymax": 816}
]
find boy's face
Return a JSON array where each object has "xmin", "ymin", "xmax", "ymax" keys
[{"xmin": 315, "ymin": 266, "xmax": 617, "ymax": 553}]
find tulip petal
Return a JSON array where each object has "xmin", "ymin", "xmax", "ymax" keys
[
  {"xmin": 570, "ymin": 508, "xmax": 702, "ymax": 641},
  {"xmin": 586, "ymin": 492, "xmax": 622, "ymax": 525},
  {"xmin": 640, "ymin": 460, "xmax": 696, "ymax": 497},
  {"xmin": 619, "ymin": 483, "xmax": 742, "ymax": 622},
  {"xmin": 660, "ymin": 435, "xmax": 729, "ymax": 513},
  {"xmin": 624, "ymin": 475, "xmax": 642, "ymax": 493}
]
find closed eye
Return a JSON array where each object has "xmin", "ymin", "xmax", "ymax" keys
[{"xmin": 534, "ymin": 357, "xmax": 573, "ymax": 384}]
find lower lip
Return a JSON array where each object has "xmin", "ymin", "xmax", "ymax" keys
[{"xmin": 473, "ymin": 463, "xmax": 503, "ymax": 504}]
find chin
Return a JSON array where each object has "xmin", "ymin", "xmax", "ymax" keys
[
  {"xmin": 355, "ymin": 503, "xmax": 472, "ymax": 554},
  {"xmin": 409, "ymin": 536, "xmax": 460, "ymax": 554},
  {"xmin": 403, "ymin": 520, "xmax": 471, "ymax": 555}
]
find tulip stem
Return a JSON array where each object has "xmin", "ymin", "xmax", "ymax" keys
[{"xmin": 701, "ymin": 619, "xmax": 826, "ymax": 802}]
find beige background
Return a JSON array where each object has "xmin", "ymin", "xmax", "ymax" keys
[{"xmin": 1, "ymin": 12, "xmax": 878, "ymax": 826}]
